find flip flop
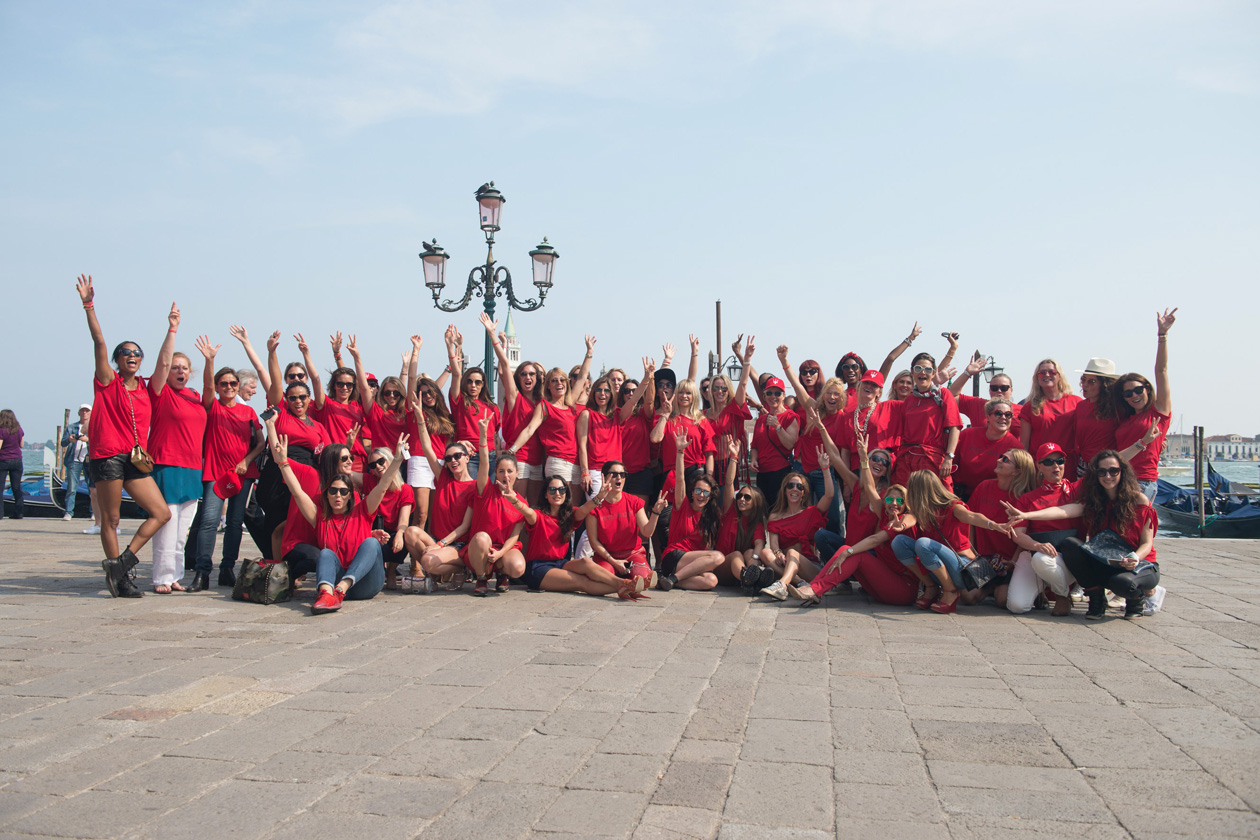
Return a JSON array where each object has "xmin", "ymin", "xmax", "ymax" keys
[
  {"xmin": 170, "ymin": 582, "xmax": 187, "ymax": 593},
  {"xmin": 153, "ymin": 584, "xmax": 172, "ymax": 594}
]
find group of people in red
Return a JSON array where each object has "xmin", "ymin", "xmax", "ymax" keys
[{"xmin": 77, "ymin": 272, "xmax": 1175, "ymax": 620}]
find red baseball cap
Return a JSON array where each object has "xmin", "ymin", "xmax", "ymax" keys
[
  {"xmin": 365, "ymin": 372, "xmax": 378, "ymax": 383},
  {"xmin": 214, "ymin": 470, "xmax": 243, "ymax": 500},
  {"xmin": 1035, "ymin": 442, "xmax": 1065, "ymax": 461},
  {"xmin": 860, "ymin": 370, "xmax": 885, "ymax": 388},
  {"xmin": 763, "ymin": 377, "xmax": 786, "ymax": 393}
]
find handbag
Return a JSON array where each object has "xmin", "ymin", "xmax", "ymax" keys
[
  {"xmin": 232, "ymin": 559, "xmax": 293, "ymax": 604},
  {"xmin": 126, "ymin": 388, "xmax": 154, "ymax": 473},
  {"xmin": 1080, "ymin": 528, "xmax": 1135, "ymax": 566},
  {"xmin": 961, "ymin": 553, "xmax": 1001, "ymax": 590}
]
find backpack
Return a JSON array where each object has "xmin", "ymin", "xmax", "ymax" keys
[{"xmin": 231, "ymin": 559, "xmax": 293, "ymax": 605}]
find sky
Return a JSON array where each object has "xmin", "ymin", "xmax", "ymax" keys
[{"xmin": 2, "ymin": 0, "xmax": 1257, "ymax": 444}]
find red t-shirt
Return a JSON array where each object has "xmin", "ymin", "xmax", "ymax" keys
[
  {"xmin": 313, "ymin": 399, "xmax": 366, "ymax": 464},
  {"xmin": 1086, "ymin": 503, "xmax": 1158, "ymax": 564},
  {"xmin": 620, "ymin": 412, "xmax": 652, "ymax": 473},
  {"xmin": 957, "ymin": 394, "xmax": 1023, "ymax": 439},
  {"xmin": 1015, "ymin": 480, "xmax": 1082, "ymax": 536},
  {"xmin": 581, "ymin": 408, "xmax": 622, "ymax": 471},
  {"xmin": 276, "ymin": 409, "xmax": 330, "ymax": 454},
  {"xmin": 147, "ymin": 384, "xmax": 206, "ymax": 470},
  {"xmin": 317, "ymin": 506, "xmax": 373, "ymax": 569},
  {"xmin": 363, "ymin": 472, "xmax": 411, "ymax": 530},
  {"xmin": 451, "ymin": 397, "xmax": 500, "ymax": 448},
  {"xmin": 767, "ymin": 506, "xmax": 826, "ymax": 559},
  {"xmin": 525, "ymin": 511, "xmax": 575, "ymax": 562},
  {"xmin": 845, "ymin": 483, "xmax": 882, "ymax": 547},
  {"xmin": 429, "ymin": 470, "xmax": 476, "ymax": 542},
  {"xmin": 898, "ymin": 389, "xmax": 962, "ymax": 449},
  {"xmin": 709, "ymin": 401, "xmax": 752, "ymax": 465},
  {"xmin": 502, "ymin": 395, "xmax": 541, "ymax": 464},
  {"xmin": 967, "ymin": 480, "xmax": 1018, "ymax": 558},
  {"xmin": 365, "ymin": 402, "xmax": 411, "ymax": 454},
  {"xmin": 716, "ymin": 506, "xmax": 764, "ymax": 555},
  {"xmin": 836, "ymin": 402, "xmax": 903, "ymax": 472},
  {"xmin": 1071, "ymin": 400, "xmax": 1119, "ymax": 468},
  {"xmin": 921, "ymin": 500, "xmax": 973, "ymax": 555},
  {"xmin": 89, "ymin": 375, "xmax": 151, "ymax": 459},
  {"xmin": 404, "ymin": 412, "xmax": 450, "ymax": 464},
  {"xmin": 281, "ymin": 461, "xmax": 324, "ymax": 555},
  {"xmin": 665, "ymin": 501, "xmax": 707, "ymax": 554},
  {"xmin": 752, "ymin": 410, "xmax": 799, "ymax": 472},
  {"xmin": 469, "ymin": 484, "xmax": 525, "ymax": 547},
  {"xmin": 588, "ymin": 493, "xmax": 644, "ymax": 556},
  {"xmin": 797, "ymin": 408, "xmax": 847, "ymax": 474},
  {"xmin": 661, "ymin": 415, "xmax": 716, "ymax": 471},
  {"xmin": 1115, "ymin": 408, "xmax": 1170, "ymax": 481},
  {"xmin": 202, "ymin": 400, "xmax": 260, "ymax": 482},
  {"xmin": 535, "ymin": 401, "xmax": 578, "ymax": 462},
  {"xmin": 1024, "ymin": 395, "xmax": 1084, "ymax": 458},
  {"xmin": 952, "ymin": 427, "xmax": 1020, "ymax": 495}
]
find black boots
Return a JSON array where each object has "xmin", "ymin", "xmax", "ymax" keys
[{"xmin": 102, "ymin": 548, "xmax": 142, "ymax": 598}]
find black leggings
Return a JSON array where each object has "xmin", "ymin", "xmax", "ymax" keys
[
  {"xmin": 283, "ymin": 543, "xmax": 320, "ymax": 579},
  {"xmin": 1060, "ymin": 537, "xmax": 1160, "ymax": 600}
]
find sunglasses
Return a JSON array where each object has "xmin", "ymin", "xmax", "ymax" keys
[
  {"xmin": 338, "ymin": 454, "xmax": 353, "ymax": 463},
  {"xmin": 594, "ymin": 388, "xmax": 611, "ymax": 394},
  {"xmin": 912, "ymin": 365, "xmax": 934, "ymax": 374},
  {"xmin": 467, "ymin": 379, "xmax": 484, "ymax": 385},
  {"xmin": 368, "ymin": 457, "xmax": 387, "ymax": 469},
  {"xmin": 735, "ymin": 493, "xmax": 752, "ymax": 502},
  {"xmin": 693, "ymin": 488, "xmax": 712, "ymax": 497},
  {"xmin": 334, "ymin": 380, "xmax": 354, "ymax": 389},
  {"xmin": 869, "ymin": 454, "xmax": 890, "ymax": 467},
  {"xmin": 785, "ymin": 482, "xmax": 806, "ymax": 491},
  {"xmin": 286, "ymin": 394, "xmax": 309, "ymax": 402},
  {"xmin": 1037, "ymin": 370, "xmax": 1058, "ymax": 378},
  {"xmin": 445, "ymin": 451, "xmax": 467, "ymax": 461},
  {"xmin": 606, "ymin": 471, "xmax": 626, "ymax": 480},
  {"xmin": 1040, "ymin": 457, "xmax": 1066, "ymax": 467},
  {"xmin": 765, "ymin": 390, "xmax": 784, "ymax": 397},
  {"xmin": 990, "ymin": 384, "xmax": 1011, "ymax": 393},
  {"xmin": 217, "ymin": 380, "xmax": 239, "ymax": 388},
  {"xmin": 990, "ymin": 410, "xmax": 1013, "ymax": 419},
  {"xmin": 326, "ymin": 486, "xmax": 352, "ymax": 497},
  {"xmin": 1097, "ymin": 467, "xmax": 1122, "ymax": 478},
  {"xmin": 997, "ymin": 454, "xmax": 1012, "ymax": 464},
  {"xmin": 801, "ymin": 367, "xmax": 819, "ymax": 376},
  {"xmin": 116, "ymin": 348, "xmax": 144, "ymax": 359},
  {"xmin": 883, "ymin": 496, "xmax": 905, "ymax": 506},
  {"xmin": 382, "ymin": 389, "xmax": 402, "ymax": 399},
  {"xmin": 840, "ymin": 363, "xmax": 861, "ymax": 371},
  {"xmin": 286, "ymin": 372, "xmax": 307, "ymax": 381},
  {"xmin": 711, "ymin": 385, "xmax": 728, "ymax": 393},
  {"xmin": 367, "ymin": 379, "xmax": 379, "ymax": 387},
  {"xmin": 546, "ymin": 485, "xmax": 567, "ymax": 495},
  {"xmin": 1122, "ymin": 385, "xmax": 1147, "ymax": 399}
]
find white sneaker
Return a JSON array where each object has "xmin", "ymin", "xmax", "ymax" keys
[
  {"xmin": 1143, "ymin": 585, "xmax": 1166, "ymax": 616},
  {"xmin": 1070, "ymin": 584, "xmax": 1084, "ymax": 603},
  {"xmin": 83, "ymin": 525, "xmax": 101, "ymax": 535},
  {"xmin": 760, "ymin": 580, "xmax": 789, "ymax": 601},
  {"xmin": 63, "ymin": 513, "xmax": 74, "ymax": 522}
]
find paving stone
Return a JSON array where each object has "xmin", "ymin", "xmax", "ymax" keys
[
  {"xmin": 237, "ymin": 749, "xmax": 376, "ymax": 783},
  {"xmin": 632, "ymin": 804, "xmax": 721, "ymax": 840},
  {"xmin": 599, "ymin": 711, "xmax": 689, "ymax": 756},
  {"xmin": 833, "ymin": 749, "xmax": 929, "ymax": 785},
  {"xmin": 912, "ymin": 720, "xmax": 1073, "ymax": 768},
  {"xmin": 485, "ymin": 734, "xmax": 600, "ymax": 785},
  {"xmin": 314, "ymin": 773, "xmax": 467, "ymax": 817},
  {"xmin": 723, "ymin": 761, "xmax": 833, "ymax": 830},
  {"xmin": 421, "ymin": 781, "xmax": 559, "ymax": 840},
  {"xmin": 568, "ymin": 753, "xmax": 668, "ymax": 793},
  {"xmin": 130, "ymin": 780, "xmax": 328, "ymax": 840},
  {"xmin": 7, "ymin": 789, "xmax": 174, "ymax": 838},
  {"xmin": 425, "ymin": 707, "xmax": 549, "ymax": 742},
  {"xmin": 95, "ymin": 755, "xmax": 248, "ymax": 794},
  {"xmin": 535, "ymin": 788, "xmax": 648, "ymax": 836},
  {"xmin": 265, "ymin": 810, "xmax": 429, "ymax": 840},
  {"xmin": 650, "ymin": 761, "xmax": 733, "ymax": 810}
]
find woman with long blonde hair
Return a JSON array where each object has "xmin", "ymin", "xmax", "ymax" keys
[
  {"xmin": 1020, "ymin": 358, "xmax": 1082, "ymax": 469},
  {"xmin": 960, "ymin": 448, "xmax": 1037, "ymax": 609}
]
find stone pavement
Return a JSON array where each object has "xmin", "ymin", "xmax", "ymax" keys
[{"xmin": 0, "ymin": 520, "xmax": 1259, "ymax": 839}]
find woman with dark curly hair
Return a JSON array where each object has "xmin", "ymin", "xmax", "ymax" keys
[
  {"xmin": 1070, "ymin": 358, "xmax": 1121, "ymax": 478},
  {"xmin": 1004, "ymin": 450, "xmax": 1160, "ymax": 620},
  {"xmin": 1115, "ymin": 309, "xmax": 1177, "ymax": 500},
  {"xmin": 656, "ymin": 429, "xmax": 724, "ymax": 591}
]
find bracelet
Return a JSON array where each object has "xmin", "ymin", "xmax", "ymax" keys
[
  {"xmin": 276, "ymin": 460, "xmax": 289, "ymax": 467},
  {"xmin": 1157, "ymin": 336, "xmax": 1168, "ymax": 342},
  {"xmin": 437, "ymin": 539, "xmax": 445, "ymax": 548},
  {"xmin": 1134, "ymin": 441, "xmax": 1147, "ymax": 450},
  {"xmin": 83, "ymin": 303, "xmax": 94, "ymax": 310}
]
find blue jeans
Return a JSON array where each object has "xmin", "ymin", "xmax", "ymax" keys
[
  {"xmin": 815, "ymin": 529, "xmax": 845, "ymax": 565},
  {"xmin": 0, "ymin": 459, "xmax": 23, "ymax": 518},
  {"xmin": 807, "ymin": 468, "xmax": 844, "ymax": 536},
  {"xmin": 65, "ymin": 460, "xmax": 89, "ymax": 516},
  {"xmin": 892, "ymin": 534, "xmax": 965, "ymax": 589},
  {"xmin": 194, "ymin": 479, "xmax": 255, "ymax": 575},
  {"xmin": 467, "ymin": 451, "xmax": 498, "ymax": 482},
  {"xmin": 317, "ymin": 538, "xmax": 385, "ymax": 600}
]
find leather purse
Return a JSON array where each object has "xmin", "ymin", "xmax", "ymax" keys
[{"xmin": 126, "ymin": 389, "xmax": 154, "ymax": 473}]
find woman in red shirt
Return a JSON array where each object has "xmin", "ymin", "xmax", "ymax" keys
[
  {"xmin": 951, "ymin": 398, "xmax": 1020, "ymax": 500},
  {"xmin": 1070, "ymin": 358, "xmax": 1120, "ymax": 477},
  {"xmin": 76, "ymin": 275, "xmax": 175, "ymax": 599},
  {"xmin": 363, "ymin": 446, "xmax": 413, "ymax": 591},
  {"xmin": 347, "ymin": 334, "xmax": 412, "ymax": 459},
  {"xmin": 704, "ymin": 336, "xmax": 754, "ymax": 487},
  {"xmin": 309, "ymin": 345, "xmax": 366, "ymax": 473},
  {"xmin": 1115, "ymin": 309, "xmax": 1178, "ymax": 501},
  {"xmin": 579, "ymin": 368, "xmax": 653, "ymax": 496},
  {"xmin": 1020, "ymin": 358, "xmax": 1082, "ymax": 470},
  {"xmin": 948, "ymin": 362, "xmax": 1023, "ymax": 440},
  {"xmin": 466, "ymin": 418, "xmax": 527, "ymax": 596},
  {"xmin": 582, "ymin": 460, "xmax": 667, "ymax": 592},
  {"xmin": 481, "ymin": 313, "xmax": 544, "ymax": 506},
  {"xmin": 1004, "ymin": 442, "xmax": 1082, "ymax": 616},
  {"xmin": 890, "ymin": 470, "xmax": 1008, "ymax": 613},
  {"xmin": 758, "ymin": 449, "xmax": 834, "ymax": 601},
  {"xmin": 257, "ymin": 373, "xmax": 330, "ymax": 561},
  {"xmin": 749, "ymin": 376, "xmax": 799, "ymax": 505},
  {"xmin": 410, "ymin": 406, "xmax": 477, "ymax": 593},
  {"xmin": 192, "ymin": 336, "xmax": 265, "ymax": 592},
  {"xmin": 272, "ymin": 434, "xmax": 406, "ymax": 614},
  {"xmin": 617, "ymin": 376, "xmax": 656, "ymax": 502},
  {"xmin": 406, "ymin": 375, "xmax": 454, "ymax": 531},
  {"xmin": 1006, "ymin": 450, "xmax": 1159, "ymax": 620},
  {"xmin": 779, "ymin": 346, "xmax": 847, "ymax": 533},
  {"xmin": 887, "ymin": 370, "xmax": 914, "ymax": 402},
  {"xmin": 892, "ymin": 352, "xmax": 963, "ymax": 489},
  {"xmin": 960, "ymin": 448, "xmax": 1038, "ymax": 610},
  {"xmin": 147, "ymin": 343, "xmax": 205, "ymax": 594},
  {"xmin": 445, "ymin": 325, "xmax": 501, "ymax": 477},
  {"xmin": 656, "ymin": 429, "xmax": 724, "ymax": 592},
  {"xmin": 717, "ymin": 440, "xmax": 771, "ymax": 586}
]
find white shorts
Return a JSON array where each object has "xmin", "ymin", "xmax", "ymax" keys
[
  {"xmin": 574, "ymin": 531, "xmax": 593, "ymax": 559},
  {"xmin": 545, "ymin": 456, "xmax": 578, "ymax": 482},
  {"xmin": 587, "ymin": 470, "xmax": 604, "ymax": 496},
  {"xmin": 516, "ymin": 461, "xmax": 544, "ymax": 480},
  {"xmin": 407, "ymin": 455, "xmax": 440, "ymax": 490}
]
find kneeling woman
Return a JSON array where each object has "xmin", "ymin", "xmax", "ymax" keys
[
  {"xmin": 758, "ymin": 449, "xmax": 835, "ymax": 600},
  {"xmin": 1005, "ymin": 450, "xmax": 1158, "ymax": 620},
  {"xmin": 465, "ymin": 417, "xmax": 526, "ymax": 596},
  {"xmin": 892, "ymin": 470, "xmax": 1009, "ymax": 614},
  {"xmin": 507, "ymin": 477, "xmax": 641, "ymax": 599},
  {"xmin": 657, "ymin": 430, "xmax": 725, "ymax": 591},
  {"xmin": 272, "ymin": 433, "xmax": 407, "ymax": 614}
]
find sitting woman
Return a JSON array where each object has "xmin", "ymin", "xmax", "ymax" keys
[
  {"xmin": 581, "ymin": 460, "xmax": 667, "ymax": 591},
  {"xmin": 465, "ymin": 417, "xmax": 526, "ymax": 596},
  {"xmin": 1004, "ymin": 442, "xmax": 1083, "ymax": 616},
  {"xmin": 410, "ymin": 416, "xmax": 478, "ymax": 592},
  {"xmin": 891, "ymin": 470, "xmax": 1009, "ymax": 614},
  {"xmin": 656, "ymin": 429, "xmax": 725, "ymax": 592},
  {"xmin": 362, "ymin": 446, "xmax": 413, "ymax": 591},
  {"xmin": 272, "ymin": 433, "xmax": 407, "ymax": 614},
  {"xmin": 962, "ymin": 448, "xmax": 1038, "ymax": 610},
  {"xmin": 716, "ymin": 439, "xmax": 772, "ymax": 586},
  {"xmin": 506, "ymin": 476, "xmax": 641, "ymax": 599},
  {"xmin": 758, "ymin": 449, "xmax": 835, "ymax": 601},
  {"xmin": 1005, "ymin": 450, "xmax": 1160, "ymax": 620}
]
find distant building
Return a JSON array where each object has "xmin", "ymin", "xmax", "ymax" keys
[
  {"xmin": 504, "ymin": 312, "xmax": 521, "ymax": 375},
  {"xmin": 1205, "ymin": 434, "xmax": 1260, "ymax": 460}
]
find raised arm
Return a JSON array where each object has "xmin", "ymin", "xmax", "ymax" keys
[
  {"xmin": 505, "ymin": 400, "xmax": 545, "ymax": 455},
  {"xmin": 733, "ymin": 335, "xmax": 754, "ymax": 405},
  {"xmin": 673, "ymin": 428, "xmax": 689, "ymax": 501},
  {"xmin": 638, "ymin": 491, "xmax": 668, "ymax": 539},
  {"xmin": 687, "ymin": 334, "xmax": 700, "ymax": 382},
  {"xmin": 346, "ymin": 334, "xmax": 373, "ymax": 413},
  {"xmin": 445, "ymin": 325, "xmax": 464, "ymax": 408},
  {"xmin": 853, "ymin": 430, "xmax": 877, "ymax": 514},
  {"xmin": 406, "ymin": 335, "xmax": 422, "ymax": 403},
  {"xmin": 364, "ymin": 435, "xmax": 408, "ymax": 515},
  {"xmin": 407, "ymin": 396, "xmax": 443, "ymax": 475},
  {"xmin": 76, "ymin": 274, "xmax": 113, "ymax": 385},
  {"xmin": 230, "ymin": 325, "xmax": 272, "ymax": 393},
  {"xmin": 877, "ymin": 321, "xmax": 922, "ymax": 382},
  {"xmin": 939, "ymin": 332, "xmax": 959, "ymax": 374},
  {"xmin": 475, "ymin": 416, "xmax": 491, "ymax": 494},
  {"xmin": 329, "ymin": 331, "xmax": 345, "ymax": 370},
  {"xmin": 503, "ymin": 482, "xmax": 537, "ymax": 526},
  {"xmin": 618, "ymin": 358, "xmax": 654, "ymax": 423},
  {"xmin": 270, "ymin": 434, "xmax": 317, "ymax": 527},
  {"xmin": 563, "ymin": 335, "xmax": 597, "ymax": 408},
  {"xmin": 572, "ymin": 481, "xmax": 611, "ymax": 524},
  {"xmin": 295, "ymin": 334, "xmax": 324, "ymax": 409},
  {"xmin": 480, "ymin": 315, "xmax": 516, "ymax": 406},
  {"xmin": 149, "ymin": 303, "xmax": 181, "ymax": 395},
  {"xmin": 195, "ymin": 335, "xmax": 219, "ymax": 411},
  {"xmin": 950, "ymin": 354, "xmax": 984, "ymax": 398},
  {"xmin": 265, "ymin": 330, "xmax": 284, "ymax": 406},
  {"xmin": 777, "ymin": 344, "xmax": 816, "ymax": 411},
  {"xmin": 648, "ymin": 393, "xmax": 673, "ymax": 444},
  {"xmin": 814, "ymin": 447, "xmax": 835, "ymax": 513},
  {"xmin": 576, "ymin": 411, "xmax": 593, "ymax": 494},
  {"xmin": 721, "ymin": 438, "xmax": 739, "ymax": 512},
  {"xmin": 1154, "ymin": 308, "xmax": 1176, "ymax": 415}
]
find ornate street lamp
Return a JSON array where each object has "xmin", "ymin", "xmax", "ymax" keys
[{"xmin": 422, "ymin": 182, "xmax": 558, "ymax": 399}]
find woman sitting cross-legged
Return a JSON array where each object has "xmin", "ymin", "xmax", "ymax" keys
[
  {"xmin": 655, "ymin": 428, "xmax": 725, "ymax": 592},
  {"xmin": 758, "ymin": 447, "xmax": 835, "ymax": 601},
  {"xmin": 272, "ymin": 432, "xmax": 408, "ymax": 614}
]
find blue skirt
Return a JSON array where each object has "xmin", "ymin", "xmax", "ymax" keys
[{"xmin": 153, "ymin": 465, "xmax": 203, "ymax": 505}]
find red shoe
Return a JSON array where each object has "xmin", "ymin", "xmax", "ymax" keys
[
  {"xmin": 915, "ymin": 585, "xmax": 940, "ymax": 610},
  {"xmin": 495, "ymin": 573, "xmax": 510, "ymax": 593},
  {"xmin": 930, "ymin": 590, "xmax": 959, "ymax": 614},
  {"xmin": 472, "ymin": 576, "xmax": 489, "ymax": 597},
  {"xmin": 311, "ymin": 588, "xmax": 344, "ymax": 615}
]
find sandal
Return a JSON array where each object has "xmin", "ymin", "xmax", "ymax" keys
[
  {"xmin": 915, "ymin": 585, "xmax": 940, "ymax": 610},
  {"xmin": 787, "ymin": 583, "xmax": 821, "ymax": 606},
  {"xmin": 153, "ymin": 584, "xmax": 172, "ymax": 594},
  {"xmin": 931, "ymin": 589, "xmax": 960, "ymax": 614}
]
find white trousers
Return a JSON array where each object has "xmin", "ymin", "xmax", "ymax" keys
[
  {"xmin": 1006, "ymin": 550, "xmax": 1076, "ymax": 614},
  {"xmin": 151, "ymin": 500, "xmax": 197, "ymax": 586}
]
